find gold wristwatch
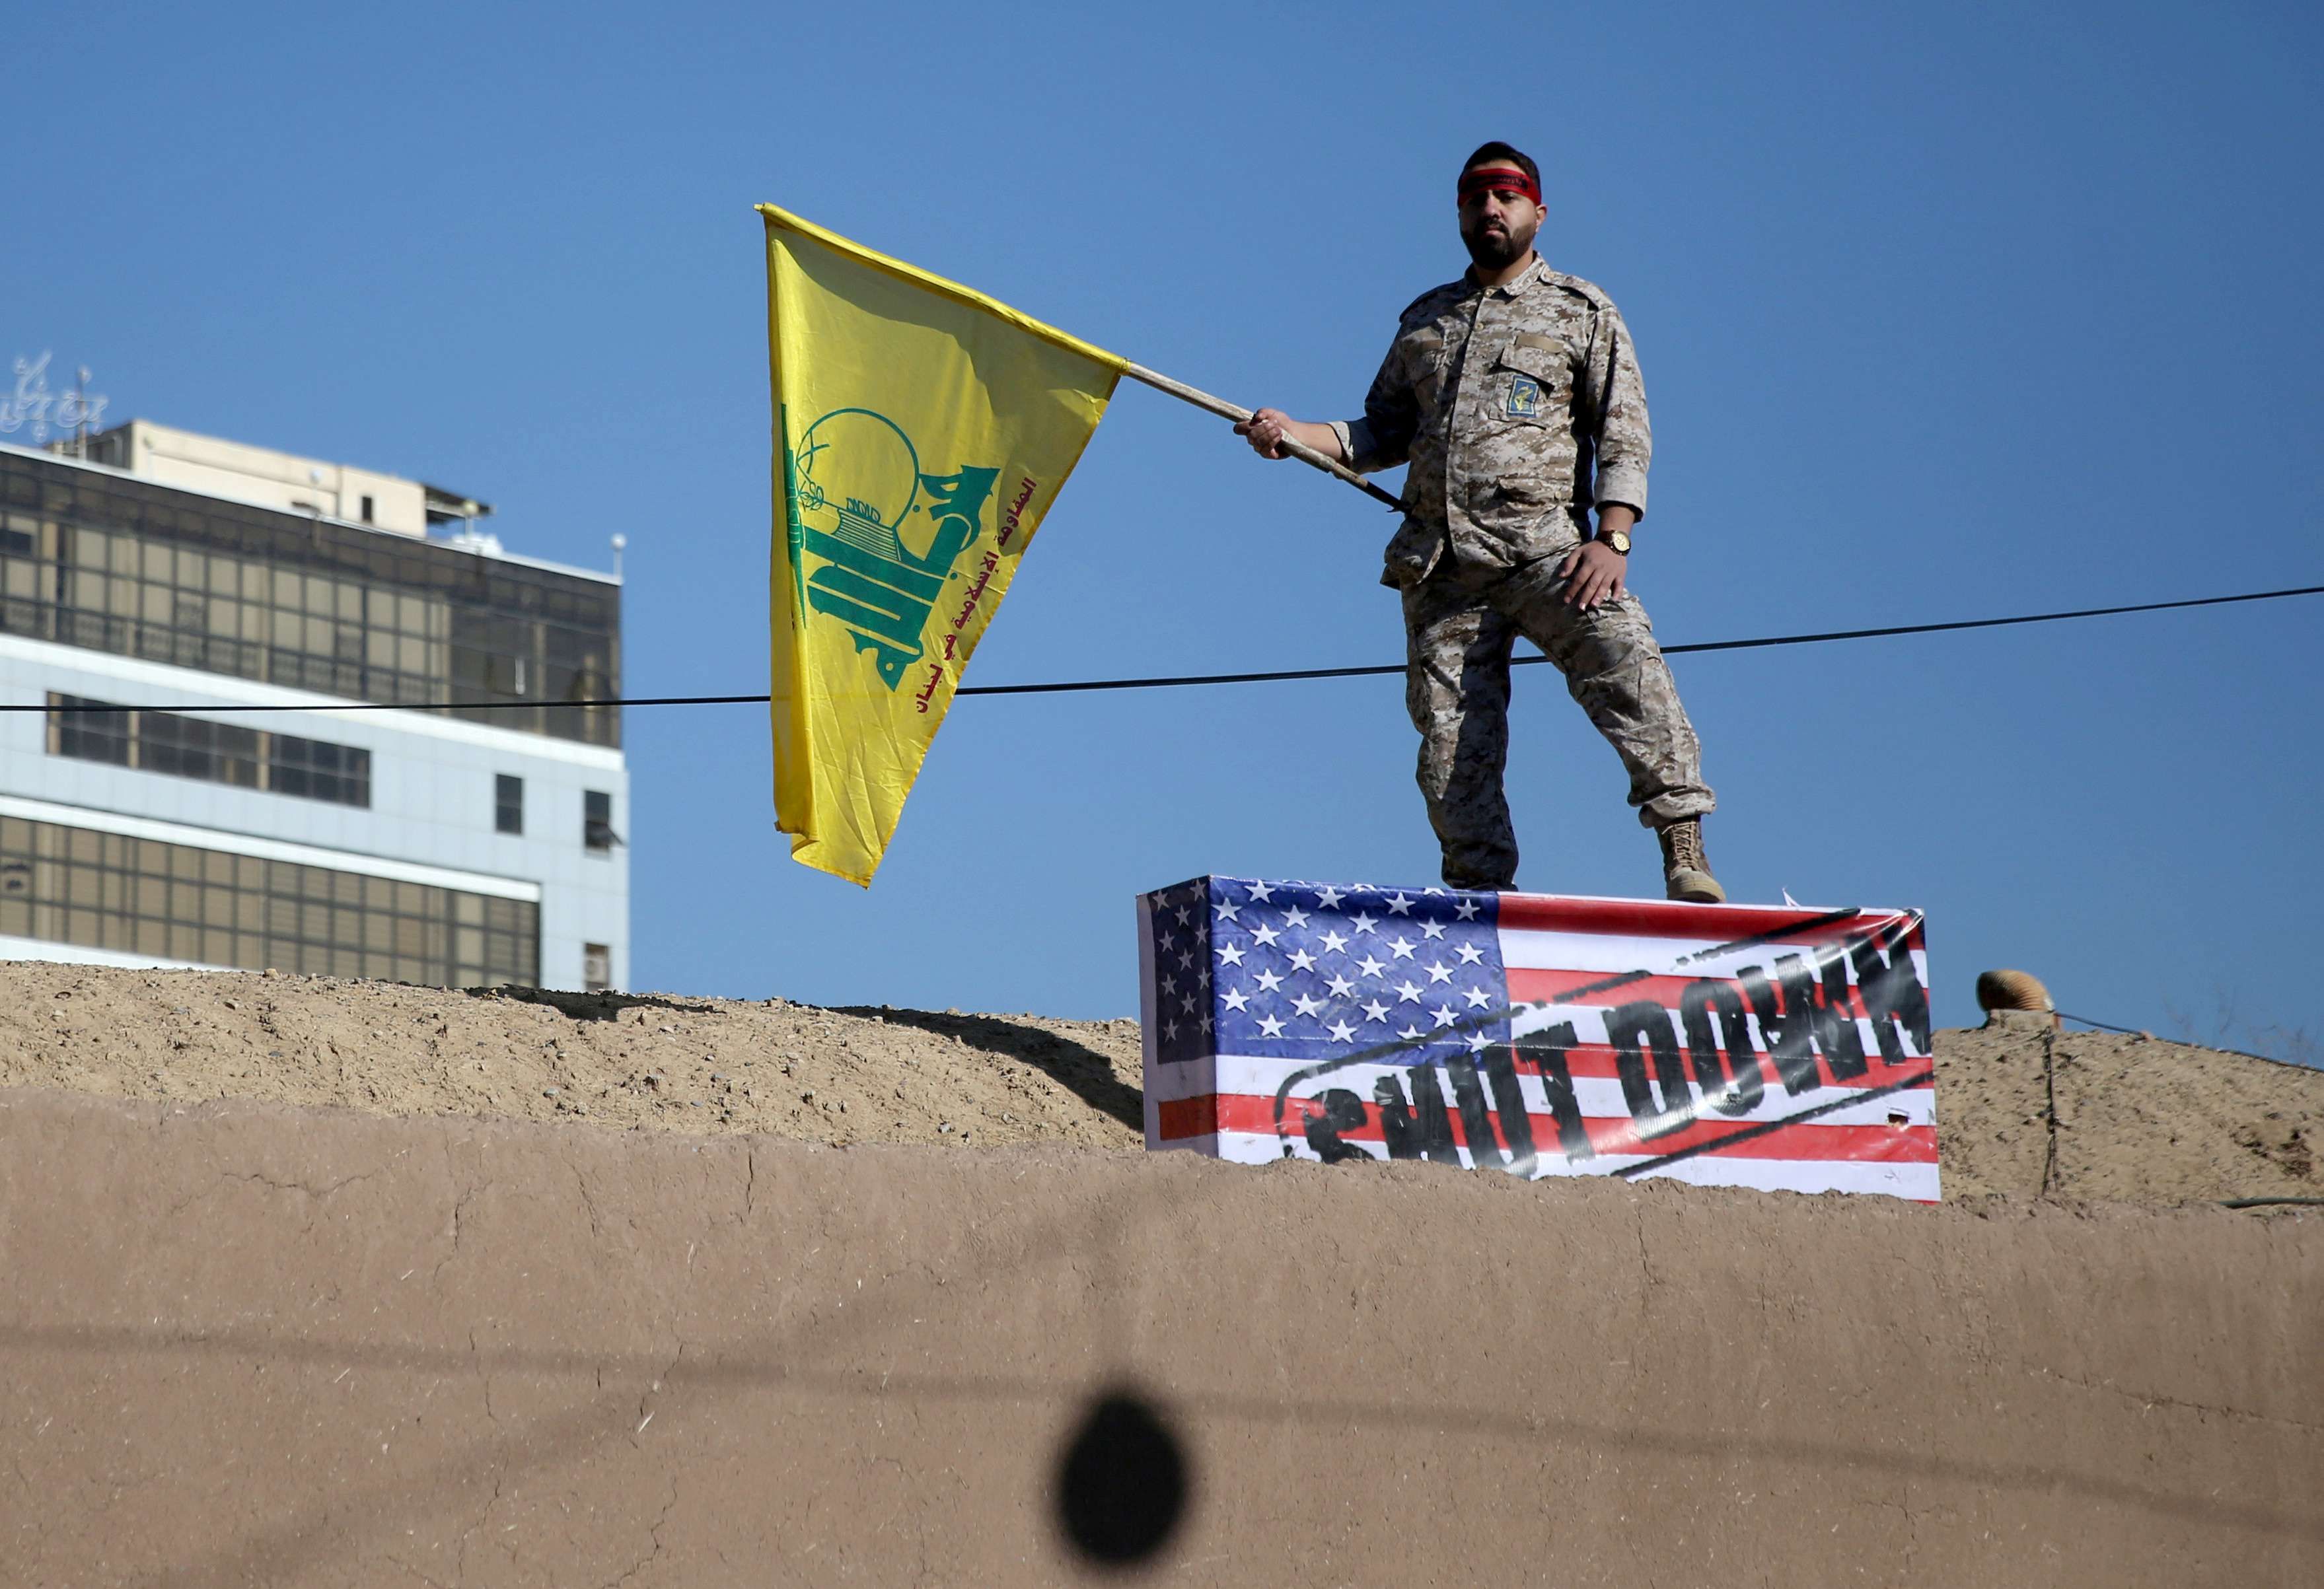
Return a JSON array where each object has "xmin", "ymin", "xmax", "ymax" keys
[{"xmin": 1598, "ymin": 526, "xmax": 1632, "ymax": 555}]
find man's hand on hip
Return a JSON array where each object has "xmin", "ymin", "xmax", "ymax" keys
[{"xmin": 1558, "ymin": 539, "xmax": 1628, "ymax": 610}]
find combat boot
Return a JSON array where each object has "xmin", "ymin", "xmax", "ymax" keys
[{"xmin": 1658, "ymin": 819, "xmax": 1725, "ymax": 904}]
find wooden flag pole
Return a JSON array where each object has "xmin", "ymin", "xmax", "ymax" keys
[{"xmin": 1122, "ymin": 362, "xmax": 1406, "ymax": 512}]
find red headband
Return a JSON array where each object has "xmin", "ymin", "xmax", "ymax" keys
[{"xmin": 1458, "ymin": 165, "xmax": 1541, "ymax": 205}]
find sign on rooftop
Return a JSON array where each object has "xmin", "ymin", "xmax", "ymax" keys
[
  {"xmin": 1138, "ymin": 876, "xmax": 1938, "ymax": 1201},
  {"xmin": 2, "ymin": 353, "xmax": 108, "ymax": 444}
]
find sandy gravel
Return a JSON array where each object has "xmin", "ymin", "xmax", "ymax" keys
[
  {"xmin": 0, "ymin": 964, "xmax": 2314, "ymax": 1203},
  {"xmin": 0, "ymin": 964, "xmax": 1144, "ymax": 1154},
  {"xmin": 1926, "ymin": 1009, "xmax": 2319, "ymax": 1202}
]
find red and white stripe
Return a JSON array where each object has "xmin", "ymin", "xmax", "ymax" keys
[{"xmin": 1143, "ymin": 891, "xmax": 1939, "ymax": 1203}]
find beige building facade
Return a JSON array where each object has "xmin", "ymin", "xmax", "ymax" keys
[{"xmin": 69, "ymin": 419, "xmax": 488, "ymax": 541}]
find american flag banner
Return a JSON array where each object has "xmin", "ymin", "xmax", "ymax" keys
[{"xmin": 1137, "ymin": 877, "xmax": 1938, "ymax": 1201}]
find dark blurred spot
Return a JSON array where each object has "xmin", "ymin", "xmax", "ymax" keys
[{"xmin": 1054, "ymin": 1390, "xmax": 1189, "ymax": 1568}]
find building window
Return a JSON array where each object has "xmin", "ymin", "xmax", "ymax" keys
[
  {"xmin": 0, "ymin": 814, "xmax": 537, "ymax": 987},
  {"xmin": 47, "ymin": 693, "xmax": 370, "ymax": 808},
  {"xmin": 495, "ymin": 774, "xmax": 524, "ymax": 835},
  {"xmin": 583, "ymin": 942, "xmax": 612, "ymax": 993},
  {"xmin": 359, "ymin": 495, "xmax": 375, "ymax": 524},
  {"xmin": 0, "ymin": 450, "xmax": 622, "ymax": 749},
  {"xmin": 268, "ymin": 732, "xmax": 369, "ymax": 806},
  {"xmin": 138, "ymin": 708, "xmax": 262, "ymax": 787},
  {"xmin": 583, "ymin": 789, "xmax": 617, "ymax": 853},
  {"xmin": 49, "ymin": 695, "xmax": 131, "ymax": 766}
]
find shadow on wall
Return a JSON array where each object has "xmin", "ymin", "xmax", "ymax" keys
[
  {"xmin": 835, "ymin": 1006, "xmax": 1145, "ymax": 1133},
  {"xmin": 1054, "ymin": 1388, "xmax": 1192, "ymax": 1570}
]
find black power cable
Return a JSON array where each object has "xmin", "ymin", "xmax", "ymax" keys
[
  {"xmin": 2056, "ymin": 1010, "xmax": 2315, "ymax": 1071},
  {"xmin": 2039, "ymin": 1013, "xmax": 2319, "ymax": 1208},
  {"xmin": 962, "ymin": 581, "xmax": 2324, "ymax": 698},
  {"xmin": 2054, "ymin": 1010, "xmax": 2149, "ymax": 1037},
  {"xmin": 2, "ymin": 583, "xmax": 2317, "ymax": 717}
]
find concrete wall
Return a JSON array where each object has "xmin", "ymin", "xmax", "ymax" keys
[
  {"xmin": 0, "ymin": 1088, "xmax": 2315, "ymax": 1587},
  {"xmin": 107, "ymin": 419, "xmax": 431, "ymax": 536}
]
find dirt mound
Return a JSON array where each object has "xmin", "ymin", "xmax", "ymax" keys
[
  {"xmin": 0, "ymin": 962, "xmax": 1146, "ymax": 1152},
  {"xmin": 0, "ymin": 964, "xmax": 2316, "ymax": 1203},
  {"xmin": 1936, "ymin": 1010, "xmax": 2321, "ymax": 1202}
]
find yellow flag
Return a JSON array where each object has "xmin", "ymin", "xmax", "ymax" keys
[{"xmin": 760, "ymin": 203, "xmax": 1125, "ymax": 885}]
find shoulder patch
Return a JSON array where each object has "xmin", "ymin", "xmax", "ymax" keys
[
  {"xmin": 1397, "ymin": 279, "xmax": 1468, "ymax": 324},
  {"xmin": 1537, "ymin": 267, "xmax": 1617, "ymax": 316}
]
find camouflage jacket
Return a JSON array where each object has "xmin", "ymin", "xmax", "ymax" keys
[{"xmin": 1330, "ymin": 256, "xmax": 1652, "ymax": 588}]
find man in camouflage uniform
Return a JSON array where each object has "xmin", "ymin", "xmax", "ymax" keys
[{"xmin": 1237, "ymin": 140, "xmax": 1722, "ymax": 902}]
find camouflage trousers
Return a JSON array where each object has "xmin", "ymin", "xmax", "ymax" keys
[{"xmin": 1402, "ymin": 554, "xmax": 1714, "ymax": 891}]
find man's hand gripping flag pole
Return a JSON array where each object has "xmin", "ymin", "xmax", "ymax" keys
[
  {"xmin": 761, "ymin": 203, "xmax": 1401, "ymax": 886},
  {"xmin": 1115, "ymin": 363, "xmax": 1406, "ymax": 511}
]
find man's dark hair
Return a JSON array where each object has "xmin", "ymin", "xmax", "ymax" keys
[{"xmin": 1461, "ymin": 141, "xmax": 1540, "ymax": 189}]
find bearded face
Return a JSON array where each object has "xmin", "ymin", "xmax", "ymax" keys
[{"xmin": 1458, "ymin": 164, "xmax": 1543, "ymax": 272}]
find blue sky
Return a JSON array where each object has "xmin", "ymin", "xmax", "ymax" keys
[{"xmin": 11, "ymin": 1, "xmax": 2320, "ymax": 1049}]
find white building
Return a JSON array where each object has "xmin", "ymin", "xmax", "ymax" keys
[{"xmin": 0, "ymin": 421, "xmax": 627, "ymax": 991}]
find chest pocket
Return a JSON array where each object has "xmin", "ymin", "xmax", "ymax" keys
[
  {"xmin": 1397, "ymin": 327, "xmax": 1447, "ymax": 407},
  {"xmin": 1490, "ymin": 332, "xmax": 1573, "ymax": 425}
]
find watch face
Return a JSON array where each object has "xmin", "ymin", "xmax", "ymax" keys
[{"xmin": 1604, "ymin": 530, "xmax": 1630, "ymax": 553}]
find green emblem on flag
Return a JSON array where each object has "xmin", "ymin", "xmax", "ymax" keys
[{"xmin": 783, "ymin": 407, "xmax": 999, "ymax": 689}]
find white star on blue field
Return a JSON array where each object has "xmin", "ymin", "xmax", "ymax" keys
[{"xmin": 1149, "ymin": 877, "xmax": 1507, "ymax": 1067}]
